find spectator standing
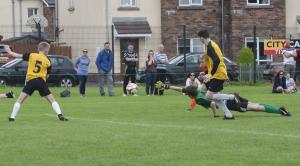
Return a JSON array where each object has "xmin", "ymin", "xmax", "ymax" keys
[
  {"xmin": 293, "ymin": 49, "xmax": 300, "ymax": 85},
  {"xmin": 145, "ymin": 50, "xmax": 157, "ymax": 96},
  {"xmin": 272, "ymin": 71, "xmax": 287, "ymax": 93},
  {"xmin": 154, "ymin": 44, "xmax": 168, "ymax": 96},
  {"xmin": 96, "ymin": 42, "xmax": 114, "ymax": 96},
  {"xmin": 282, "ymin": 41, "xmax": 295, "ymax": 78},
  {"xmin": 75, "ymin": 49, "xmax": 90, "ymax": 97},
  {"xmin": 122, "ymin": 44, "xmax": 138, "ymax": 96}
]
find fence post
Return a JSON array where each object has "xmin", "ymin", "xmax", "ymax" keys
[{"xmin": 253, "ymin": 25, "xmax": 257, "ymax": 84}]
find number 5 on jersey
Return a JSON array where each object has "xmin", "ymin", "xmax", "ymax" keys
[{"xmin": 33, "ymin": 60, "xmax": 42, "ymax": 73}]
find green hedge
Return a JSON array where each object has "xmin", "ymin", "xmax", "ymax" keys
[{"xmin": 237, "ymin": 47, "xmax": 254, "ymax": 64}]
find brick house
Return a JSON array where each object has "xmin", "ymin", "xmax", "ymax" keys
[
  {"xmin": 161, "ymin": 0, "xmax": 286, "ymax": 64},
  {"xmin": 43, "ymin": 0, "xmax": 56, "ymax": 41}
]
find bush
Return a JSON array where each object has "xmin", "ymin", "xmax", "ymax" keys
[{"xmin": 237, "ymin": 47, "xmax": 254, "ymax": 64}]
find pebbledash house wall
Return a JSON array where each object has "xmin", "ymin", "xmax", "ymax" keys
[{"xmin": 161, "ymin": 0, "xmax": 286, "ymax": 61}]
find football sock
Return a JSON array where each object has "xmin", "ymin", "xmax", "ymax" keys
[
  {"xmin": 213, "ymin": 93, "xmax": 234, "ymax": 101},
  {"xmin": 261, "ymin": 104, "xmax": 280, "ymax": 114},
  {"xmin": 216, "ymin": 100, "xmax": 233, "ymax": 118},
  {"xmin": 52, "ymin": 101, "xmax": 62, "ymax": 115},
  {"xmin": 10, "ymin": 102, "xmax": 21, "ymax": 119}
]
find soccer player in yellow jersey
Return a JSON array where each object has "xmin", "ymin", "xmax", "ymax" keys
[
  {"xmin": 4, "ymin": 42, "xmax": 68, "ymax": 121},
  {"xmin": 198, "ymin": 30, "xmax": 236, "ymax": 120}
]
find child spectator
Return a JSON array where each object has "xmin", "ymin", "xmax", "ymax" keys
[
  {"xmin": 285, "ymin": 73, "xmax": 297, "ymax": 93},
  {"xmin": 145, "ymin": 50, "xmax": 156, "ymax": 96}
]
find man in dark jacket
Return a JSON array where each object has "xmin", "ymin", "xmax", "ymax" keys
[
  {"xmin": 122, "ymin": 44, "xmax": 138, "ymax": 96},
  {"xmin": 96, "ymin": 42, "xmax": 114, "ymax": 96}
]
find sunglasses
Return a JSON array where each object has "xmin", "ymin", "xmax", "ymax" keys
[{"xmin": 190, "ymin": 74, "xmax": 195, "ymax": 76}]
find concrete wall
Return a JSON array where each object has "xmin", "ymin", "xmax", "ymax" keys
[
  {"xmin": 0, "ymin": 0, "xmax": 44, "ymax": 38},
  {"xmin": 58, "ymin": 0, "xmax": 161, "ymax": 73},
  {"xmin": 286, "ymin": 0, "xmax": 300, "ymax": 38}
]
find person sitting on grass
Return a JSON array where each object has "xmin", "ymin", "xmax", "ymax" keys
[
  {"xmin": 272, "ymin": 71, "xmax": 287, "ymax": 93},
  {"xmin": 285, "ymin": 73, "xmax": 297, "ymax": 93},
  {"xmin": 185, "ymin": 72, "xmax": 201, "ymax": 89}
]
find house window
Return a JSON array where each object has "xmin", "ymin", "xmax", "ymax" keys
[
  {"xmin": 121, "ymin": 0, "xmax": 136, "ymax": 7},
  {"xmin": 179, "ymin": 0, "xmax": 202, "ymax": 6},
  {"xmin": 177, "ymin": 38, "xmax": 204, "ymax": 54},
  {"xmin": 245, "ymin": 37, "xmax": 272, "ymax": 64},
  {"xmin": 28, "ymin": 8, "xmax": 38, "ymax": 17},
  {"xmin": 247, "ymin": 0, "xmax": 270, "ymax": 6}
]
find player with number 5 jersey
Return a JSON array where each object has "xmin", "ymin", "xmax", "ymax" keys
[
  {"xmin": 4, "ymin": 42, "xmax": 68, "ymax": 122},
  {"xmin": 25, "ymin": 52, "xmax": 51, "ymax": 81}
]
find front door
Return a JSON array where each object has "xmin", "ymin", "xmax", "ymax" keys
[{"xmin": 120, "ymin": 38, "xmax": 139, "ymax": 80}]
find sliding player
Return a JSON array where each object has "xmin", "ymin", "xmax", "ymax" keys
[
  {"xmin": 157, "ymin": 82, "xmax": 291, "ymax": 117},
  {"xmin": 4, "ymin": 43, "xmax": 68, "ymax": 121}
]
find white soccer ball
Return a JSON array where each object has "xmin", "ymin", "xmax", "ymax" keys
[{"xmin": 126, "ymin": 83, "xmax": 138, "ymax": 95}]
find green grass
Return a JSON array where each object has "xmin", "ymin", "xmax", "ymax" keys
[{"xmin": 0, "ymin": 85, "xmax": 299, "ymax": 166}]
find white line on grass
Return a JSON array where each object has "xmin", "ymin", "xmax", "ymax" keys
[{"xmin": 44, "ymin": 114, "xmax": 300, "ymax": 139}]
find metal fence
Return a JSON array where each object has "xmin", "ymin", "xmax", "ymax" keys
[{"xmin": 238, "ymin": 64, "xmax": 265, "ymax": 82}]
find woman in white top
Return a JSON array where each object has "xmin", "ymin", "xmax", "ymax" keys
[{"xmin": 185, "ymin": 72, "xmax": 201, "ymax": 89}]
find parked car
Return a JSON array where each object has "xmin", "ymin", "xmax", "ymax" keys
[
  {"xmin": 0, "ymin": 44, "xmax": 16, "ymax": 66},
  {"xmin": 0, "ymin": 55, "xmax": 78, "ymax": 87},
  {"xmin": 137, "ymin": 53, "xmax": 239, "ymax": 84},
  {"xmin": 263, "ymin": 62, "xmax": 285, "ymax": 80}
]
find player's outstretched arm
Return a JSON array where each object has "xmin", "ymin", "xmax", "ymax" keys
[
  {"xmin": 4, "ymin": 45, "xmax": 22, "ymax": 58},
  {"xmin": 169, "ymin": 86, "xmax": 184, "ymax": 93}
]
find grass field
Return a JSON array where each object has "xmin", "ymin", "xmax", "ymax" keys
[{"xmin": 0, "ymin": 85, "xmax": 299, "ymax": 166}]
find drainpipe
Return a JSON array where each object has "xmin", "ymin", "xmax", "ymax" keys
[
  {"xmin": 221, "ymin": 0, "xmax": 224, "ymax": 53},
  {"xmin": 55, "ymin": 0, "xmax": 59, "ymax": 42},
  {"xmin": 12, "ymin": 0, "xmax": 16, "ymax": 37},
  {"xmin": 19, "ymin": 0, "xmax": 23, "ymax": 36},
  {"xmin": 105, "ymin": 0, "xmax": 109, "ymax": 41}
]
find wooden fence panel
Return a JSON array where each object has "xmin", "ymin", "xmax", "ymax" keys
[{"xmin": 2, "ymin": 43, "xmax": 72, "ymax": 59}]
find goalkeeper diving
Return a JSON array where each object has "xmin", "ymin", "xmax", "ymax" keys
[{"xmin": 155, "ymin": 77, "xmax": 291, "ymax": 117}]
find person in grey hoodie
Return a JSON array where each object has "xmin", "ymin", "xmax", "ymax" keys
[
  {"xmin": 96, "ymin": 42, "xmax": 114, "ymax": 96},
  {"xmin": 75, "ymin": 49, "xmax": 91, "ymax": 97}
]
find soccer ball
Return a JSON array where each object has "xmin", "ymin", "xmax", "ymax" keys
[{"xmin": 126, "ymin": 83, "xmax": 138, "ymax": 95}]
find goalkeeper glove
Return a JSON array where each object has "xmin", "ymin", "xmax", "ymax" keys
[{"xmin": 155, "ymin": 81, "xmax": 170, "ymax": 89}]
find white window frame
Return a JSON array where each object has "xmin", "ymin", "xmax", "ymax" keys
[
  {"xmin": 245, "ymin": 37, "xmax": 273, "ymax": 65},
  {"xmin": 179, "ymin": 0, "xmax": 203, "ymax": 7},
  {"xmin": 28, "ymin": 8, "xmax": 38, "ymax": 17},
  {"xmin": 177, "ymin": 38, "xmax": 204, "ymax": 55},
  {"xmin": 120, "ymin": 0, "xmax": 136, "ymax": 7},
  {"xmin": 247, "ymin": 0, "xmax": 270, "ymax": 6}
]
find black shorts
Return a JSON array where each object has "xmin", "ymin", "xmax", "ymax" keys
[
  {"xmin": 226, "ymin": 95, "xmax": 249, "ymax": 112},
  {"xmin": 196, "ymin": 98, "xmax": 212, "ymax": 109},
  {"xmin": 23, "ymin": 78, "xmax": 51, "ymax": 97},
  {"xmin": 207, "ymin": 79, "xmax": 225, "ymax": 93}
]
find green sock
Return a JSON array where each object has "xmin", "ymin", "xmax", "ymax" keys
[{"xmin": 261, "ymin": 104, "xmax": 280, "ymax": 114}]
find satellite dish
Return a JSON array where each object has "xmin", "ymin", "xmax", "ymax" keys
[{"xmin": 26, "ymin": 15, "xmax": 48, "ymax": 40}]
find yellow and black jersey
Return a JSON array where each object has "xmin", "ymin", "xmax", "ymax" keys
[
  {"xmin": 23, "ymin": 53, "xmax": 51, "ymax": 82},
  {"xmin": 204, "ymin": 40, "xmax": 228, "ymax": 80}
]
